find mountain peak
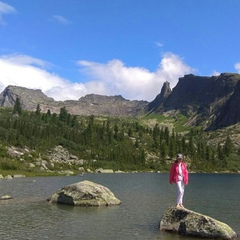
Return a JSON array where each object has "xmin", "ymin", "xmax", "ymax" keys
[{"xmin": 148, "ymin": 81, "xmax": 172, "ymax": 112}]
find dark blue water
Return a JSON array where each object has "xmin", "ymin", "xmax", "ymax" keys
[{"xmin": 0, "ymin": 173, "xmax": 239, "ymax": 239}]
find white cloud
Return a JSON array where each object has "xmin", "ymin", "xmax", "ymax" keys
[
  {"xmin": 0, "ymin": 52, "xmax": 194, "ymax": 102},
  {"xmin": 0, "ymin": 54, "xmax": 85, "ymax": 101},
  {"xmin": 0, "ymin": 1, "xmax": 16, "ymax": 25},
  {"xmin": 52, "ymin": 15, "xmax": 72, "ymax": 25},
  {"xmin": 155, "ymin": 41, "xmax": 164, "ymax": 48},
  {"xmin": 234, "ymin": 62, "xmax": 240, "ymax": 73},
  {"xmin": 77, "ymin": 53, "xmax": 194, "ymax": 101},
  {"xmin": 1, "ymin": 54, "xmax": 52, "ymax": 68},
  {"xmin": 212, "ymin": 71, "xmax": 220, "ymax": 76}
]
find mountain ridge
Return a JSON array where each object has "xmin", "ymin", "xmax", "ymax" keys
[
  {"xmin": 0, "ymin": 85, "xmax": 149, "ymax": 117},
  {"xmin": 149, "ymin": 73, "xmax": 240, "ymax": 129},
  {"xmin": 1, "ymin": 72, "xmax": 240, "ymax": 130}
]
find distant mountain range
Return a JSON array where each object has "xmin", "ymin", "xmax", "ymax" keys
[{"xmin": 1, "ymin": 72, "xmax": 240, "ymax": 130}]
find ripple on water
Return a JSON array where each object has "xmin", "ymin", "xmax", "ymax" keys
[{"xmin": 0, "ymin": 173, "xmax": 239, "ymax": 240}]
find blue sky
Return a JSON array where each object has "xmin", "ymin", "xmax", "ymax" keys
[{"xmin": 0, "ymin": 0, "xmax": 240, "ymax": 102}]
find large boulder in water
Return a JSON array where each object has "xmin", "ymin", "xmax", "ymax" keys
[
  {"xmin": 47, "ymin": 180, "xmax": 121, "ymax": 206},
  {"xmin": 160, "ymin": 207, "xmax": 237, "ymax": 239}
]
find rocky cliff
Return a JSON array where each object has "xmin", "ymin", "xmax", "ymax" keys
[
  {"xmin": 0, "ymin": 85, "xmax": 57, "ymax": 112},
  {"xmin": 148, "ymin": 81, "xmax": 172, "ymax": 112},
  {"xmin": 210, "ymin": 79, "xmax": 240, "ymax": 129},
  {"xmin": 149, "ymin": 73, "xmax": 240, "ymax": 129}
]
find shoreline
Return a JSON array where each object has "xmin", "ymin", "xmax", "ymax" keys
[{"xmin": 0, "ymin": 170, "xmax": 239, "ymax": 179}]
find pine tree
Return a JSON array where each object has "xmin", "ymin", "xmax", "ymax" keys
[
  {"xmin": 13, "ymin": 97, "xmax": 22, "ymax": 115},
  {"xmin": 35, "ymin": 104, "xmax": 41, "ymax": 116},
  {"xmin": 59, "ymin": 107, "xmax": 68, "ymax": 123},
  {"xmin": 113, "ymin": 123, "xmax": 119, "ymax": 139},
  {"xmin": 160, "ymin": 141, "xmax": 168, "ymax": 158},
  {"xmin": 152, "ymin": 123, "xmax": 159, "ymax": 146},
  {"xmin": 223, "ymin": 136, "xmax": 233, "ymax": 157}
]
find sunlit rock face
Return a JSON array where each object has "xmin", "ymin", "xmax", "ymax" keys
[
  {"xmin": 47, "ymin": 180, "xmax": 121, "ymax": 206},
  {"xmin": 160, "ymin": 206, "xmax": 237, "ymax": 239}
]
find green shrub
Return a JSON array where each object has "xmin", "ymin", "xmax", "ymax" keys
[{"xmin": 0, "ymin": 159, "xmax": 19, "ymax": 170}]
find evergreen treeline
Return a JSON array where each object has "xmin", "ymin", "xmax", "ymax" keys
[{"xmin": 0, "ymin": 101, "xmax": 239, "ymax": 173}]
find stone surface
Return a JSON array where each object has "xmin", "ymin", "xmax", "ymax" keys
[
  {"xmin": 4, "ymin": 175, "xmax": 13, "ymax": 179},
  {"xmin": 47, "ymin": 180, "xmax": 121, "ymax": 206},
  {"xmin": 95, "ymin": 168, "xmax": 114, "ymax": 173},
  {"xmin": 0, "ymin": 195, "xmax": 13, "ymax": 200},
  {"xmin": 160, "ymin": 206, "xmax": 237, "ymax": 239},
  {"xmin": 13, "ymin": 175, "xmax": 26, "ymax": 178}
]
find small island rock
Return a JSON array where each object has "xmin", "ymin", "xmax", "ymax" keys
[
  {"xmin": 160, "ymin": 207, "xmax": 237, "ymax": 239},
  {"xmin": 47, "ymin": 180, "xmax": 121, "ymax": 206}
]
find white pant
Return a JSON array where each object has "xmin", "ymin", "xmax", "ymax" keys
[{"xmin": 176, "ymin": 180, "xmax": 185, "ymax": 205}]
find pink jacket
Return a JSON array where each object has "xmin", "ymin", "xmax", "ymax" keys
[{"xmin": 169, "ymin": 161, "xmax": 188, "ymax": 184}]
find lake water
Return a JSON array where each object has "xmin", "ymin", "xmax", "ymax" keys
[{"xmin": 0, "ymin": 173, "xmax": 239, "ymax": 240}]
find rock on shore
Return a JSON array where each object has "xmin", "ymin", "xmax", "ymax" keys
[
  {"xmin": 160, "ymin": 206, "xmax": 237, "ymax": 239},
  {"xmin": 0, "ymin": 195, "xmax": 13, "ymax": 200},
  {"xmin": 47, "ymin": 180, "xmax": 121, "ymax": 206}
]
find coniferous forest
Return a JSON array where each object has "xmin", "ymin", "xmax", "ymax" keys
[{"xmin": 0, "ymin": 100, "xmax": 239, "ymax": 176}]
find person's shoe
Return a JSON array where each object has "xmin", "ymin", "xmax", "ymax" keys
[
  {"xmin": 176, "ymin": 204, "xmax": 181, "ymax": 208},
  {"xmin": 180, "ymin": 204, "xmax": 184, "ymax": 208}
]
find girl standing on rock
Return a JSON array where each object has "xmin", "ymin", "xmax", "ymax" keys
[{"xmin": 169, "ymin": 153, "xmax": 188, "ymax": 208}]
